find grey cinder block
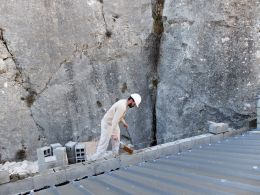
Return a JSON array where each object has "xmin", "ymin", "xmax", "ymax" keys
[
  {"xmin": 65, "ymin": 163, "xmax": 95, "ymax": 181},
  {"xmin": 33, "ymin": 170, "xmax": 66, "ymax": 190},
  {"xmin": 236, "ymin": 127, "xmax": 248, "ymax": 135},
  {"xmin": 65, "ymin": 141, "xmax": 77, "ymax": 164},
  {"xmin": 38, "ymin": 156, "xmax": 57, "ymax": 172},
  {"xmin": 208, "ymin": 121, "xmax": 229, "ymax": 134},
  {"xmin": 37, "ymin": 146, "xmax": 51, "ymax": 161},
  {"xmin": 53, "ymin": 147, "xmax": 68, "ymax": 167},
  {"xmin": 0, "ymin": 177, "xmax": 33, "ymax": 195},
  {"xmin": 37, "ymin": 146, "xmax": 58, "ymax": 172},
  {"xmin": 119, "ymin": 152, "xmax": 143, "ymax": 167},
  {"xmin": 142, "ymin": 146, "xmax": 160, "ymax": 162},
  {"xmin": 224, "ymin": 128, "xmax": 236, "ymax": 138},
  {"xmin": 95, "ymin": 157, "xmax": 120, "ymax": 175},
  {"xmin": 210, "ymin": 133, "xmax": 224, "ymax": 143},
  {"xmin": 193, "ymin": 134, "xmax": 213, "ymax": 146},
  {"xmin": 157, "ymin": 142, "xmax": 180, "ymax": 157},
  {"xmin": 50, "ymin": 143, "xmax": 62, "ymax": 155},
  {"xmin": 178, "ymin": 138, "xmax": 195, "ymax": 152},
  {"xmin": 75, "ymin": 143, "xmax": 86, "ymax": 163},
  {"xmin": 0, "ymin": 170, "xmax": 10, "ymax": 184}
]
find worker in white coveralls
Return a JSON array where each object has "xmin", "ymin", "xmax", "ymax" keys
[{"xmin": 89, "ymin": 93, "xmax": 141, "ymax": 161}]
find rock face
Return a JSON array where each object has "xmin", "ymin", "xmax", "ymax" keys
[
  {"xmin": 157, "ymin": 0, "xmax": 260, "ymax": 143},
  {"xmin": 0, "ymin": 0, "xmax": 259, "ymax": 160},
  {"xmin": 0, "ymin": 0, "xmax": 154, "ymax": 160},
  {"xmin": 0, "ymin": 35, "xmax": 43, "ymax": 161}
]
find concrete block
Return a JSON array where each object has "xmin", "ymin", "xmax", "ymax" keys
[
  {"xmin": 249, "ymin": 130, "xmax": 260, "ymax": 134},
  {"xmin": 43, "ymin": 146, "xmax": 52, "ymax": 157},
  {"xmin": 208, "ymin": 121, "xmax": 229, "ymax": 134},
  {"xmin": 94, "ymin": 157, "xmax": 120, "ymax": 175},
  {"xmin": 135, "ymin": 142, "xmax": 180, "ymax": 163},
  {"xmin": 37, "ymin": 146, "xmax": 52, "ymax": 159},
  {"xmin": 65, "ymin": 163, "xmax": 95, "ymax": 181},
  {"xmin": 53, "ymin": 147, "xmax": 68, "ymax": 167},
  {"xmin": 50, "ymin": 143, "xmax": 62, "ymax": 154},
  {"xmin": 0, "ymin": 170, "xmax": 10, "ymax": 184},
  {"xmin": 75, "ymin": 143, "xmax": 86, "ymax": 163},
  {"xmin": 178, "ymin": 138, "xmax": 195, "ymax": 152},
  {"xmin": 193, "ymin": 134, "xmax": 212, "ymax": 146},
  {"xmin": 37, "ymin": 146, "xmax": 57, "ymax": 172},
  {"xmin": 157, "ymin": 142, "xmax": 180, "ymax": 157},
  {"xmin": 119, "ymin": 152, "xmax": 143, "ymax": 167},
  {"xmin": 38, "ymin": 156, "xmax": 57, "ymax": 172},
  {"xmin": 53, "ymin": 170, "xmax": 67, "ymax": 186},
  {"xmin": 65, "ymin": 141, "xmax": 77, "ymax": 164},
  {"xmin": 142, "ymin": 146, "xmax": 160, "ymax": 162},
  {"xmin": 0, "ymin": 177, "xmax": 33, "ymax": 195},
  {"xmin": 33, "ymin": 169, "xmax": 66, "ymax": 190},
  {"xmin": 223, "ymin": 128, "xmax": 236, "ymax": 138},
  {"xmin": 224, "ymin": 131, "xmax": 233, "ymax": 138},
  {"xmin": 236, "ymin": 127, "xmax": 248, "ymax": 134},
  {"xmin": 210, "ymin": 133, "xmax": 224, "ymax": 143}
]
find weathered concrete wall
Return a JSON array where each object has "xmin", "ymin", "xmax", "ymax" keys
[
  {"xmin": 157, "ymin": 0, "xmax": 260, "ymax": 143},
  {"xmin": 0, "ymin": 0, "xmax": 154, "ymax": 160}
]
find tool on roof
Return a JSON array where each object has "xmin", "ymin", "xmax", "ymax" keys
[{"xmin": 120, "ymin": 141, "xmax": 134, "ymax": 154}]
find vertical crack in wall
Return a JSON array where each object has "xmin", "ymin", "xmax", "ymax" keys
[
  {"xmin": 0, "ymin": 28, "xmax": 38, "ymax": 108},
  {"xmin": 99, "ymin": 0, "xmax": 112, "ymax": 38},
  {"xmin": 0, "ymin": 28, "xmax": 23, "ymax": 81},
  {"xmin": 101, "ymin": 2, "xmax": 107, "ymax": 30},
  {"xmin": 149, "ymin": 0, "xmax": 165, "ymax": 146},
  {"xmin": 0, "ymin": 28, "xmax": 15, "ymax": 60},
  {"xmin": 0, "ymin": 28, "xmax": 45, "ymax": 141}
]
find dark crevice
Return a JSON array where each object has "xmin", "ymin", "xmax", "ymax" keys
[
  {"xmin": 0, "ymin": 28, "xmax": 14, "ymax": 59},
  {"xmin": 25, "ymin": 88, "xmax": 37, "ymax": 107},
  {"xmin": 149, "ymin": 0, "xmax": 165, "ymax": 146},
  {"xmin": 30, "ymin": 107, "xmax": 47, "ymax": 144},
  {"xmin": 25, "ymin": 59, "xmax": 67, "ymax": 106},
  {"xmin": 105, "ymin": 30, "xmax": 112, "ymax": 38},
  {"xmin": 34, "ymin": 186, "xmax": 50, "ymax": 192},
  {"xmin": 100, "ymin": 1, "xmax": 111, "ymax": 38},
  {"xmin": 152, "ymin": 0, "xmax": 165, "ymax": 35},
  {"xmin": 0, "ymin": 28, "xmax": 55, "ymax": 107},
  {"xmin": 55, "ymin": 181, "xmax": 70, "ymax": 187},
  {"xmin": 31, "ymin": 113, "xmax": 45, "ymax": 133},
  {"xmin": 0, "ymin": 28, "xmax": 24, "ymax": 84},
  {"xmin": 19, "ymin": 73, "xmax": 38, "ymax": 107},
  {"xmin": 0, "ymin": 28, "xmax": 38, "ymax": 108},
  {"xmin": 15, "ymin": 147, "xmax": 27, "ymax": 161},
  {"xmin": 0, "ymin": 28, "xmax": 47, "ymax": 144}
]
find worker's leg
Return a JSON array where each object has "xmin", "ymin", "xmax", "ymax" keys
[
  {"xmin": 111, "ymin": 126, "xmax": 120, "ymax": 155},
  {"xmin": 91, "ymin": 121, "xmax": 112, "ymax": 160}
]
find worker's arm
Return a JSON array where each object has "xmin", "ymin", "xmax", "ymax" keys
[
  {"xmin": 120, "ymin": 118, "xmax": 128, "ymax": 128},
  {"xmin": 111, "ymin": 107, "xmax": 125, "ymax": 131}
]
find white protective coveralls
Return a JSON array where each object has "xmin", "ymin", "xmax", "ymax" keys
[{"xmin": 91, "ymin": 99, "xmax": 128, "ymax": 160}]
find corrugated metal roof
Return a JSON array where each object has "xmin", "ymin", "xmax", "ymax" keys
[{"xmin": 32, "ymin": 132, "xmax": 260, "ymax": 195}]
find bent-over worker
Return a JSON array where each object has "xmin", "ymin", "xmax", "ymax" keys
[{"xmin": 90, "ymin": 93, "xmax": 141, "ymax": 161}]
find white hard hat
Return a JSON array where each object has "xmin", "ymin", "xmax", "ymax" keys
[{"xmin": 130, "ymin": 93, "xmax": 141, "ymax": 107}]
